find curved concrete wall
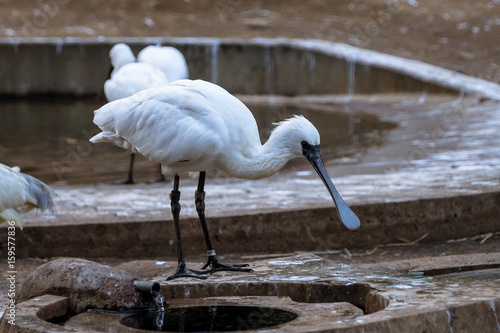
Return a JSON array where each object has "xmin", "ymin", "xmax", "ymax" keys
[{"xmin": 1, "ymin": 37, "xmax": 500, "ymax": 98}]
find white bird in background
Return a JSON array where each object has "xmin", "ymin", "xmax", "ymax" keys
[
  {"xmin": 105, "ymin": 46, "xmax": 168, "ymax": 102},
  {"xmin": 138, "ymin": 45, "xmax": 189, "ymax": 83},
  {"xmin": 0, "ymin": 163, "xmax": 55, "ymax": 229},
  {"xmin": 104, "ymin": 43, "xmax": 189, "ymax": 184},
  {"xmin": 90, "ymin": 79, "xmax": 360, "ymax": 280}
]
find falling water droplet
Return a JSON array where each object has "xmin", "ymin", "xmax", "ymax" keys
[
  {"xmin": 154, "ymin": 310, "xmax": 165, "ymax": 329},
  {"xmin": 151, "ymin": 290, "xmax": 166, "ymax": 329},
  {"xmin": 306, "ymin": 51, "xmax": 316, "ymax": 92},
  {"xmin": 344, "ymin": 55, "xmax": 356, "ymax": 102},
  {"xmin": 55, "ymin": 39, "xmax": 64, "ymax": 56},
  {"xmin": 211, "ymin": 40, "xmax": 220, "ymax": 84},
  {"xmin": 153, "ymin": 291, "xmax": 165, "ymax": 312},
  {"xmin": 264, "ymin": 46, "xmax": 275, "ymax": 95}
]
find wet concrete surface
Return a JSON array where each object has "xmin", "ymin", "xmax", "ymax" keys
[
  {"xmin": 4, "ymin": 254, "xmax": 500, "ymax": 332},
  {"xmin": 2, "ymin": 93, "xmax": 499, "ymax": 230},
  {"xmin": 2, "ymin": 93, "xmax": 500, "ymax": 256}
]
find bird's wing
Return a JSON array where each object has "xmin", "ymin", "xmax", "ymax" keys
[
  {"xmin": 104, "ymin": 63, "xmax": 169, "ymax": 101},
  {"xmin": 92, "ymin": 85, "xmax": 227, "ymax": 167},
  {"xmin": 0, "ymin": 164, "xmax": 55, "ymax": 228}
]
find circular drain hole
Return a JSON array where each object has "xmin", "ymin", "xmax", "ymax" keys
[{"xmin": 121, "ymin": 305, "xmax": 298, "ymax": 332}]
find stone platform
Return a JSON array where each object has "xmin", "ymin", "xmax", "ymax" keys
[{"xmin": 3, "ymin": 254, "xmax": 500, "ymax": 332}]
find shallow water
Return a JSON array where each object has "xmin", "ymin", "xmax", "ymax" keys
[
  {"xmin": 120, "ymin": 306, "xmax": 298, "ymax": 332},
  {"xmin": 0, "ymin": 96, "xmax": 396, "ymax": 185}
]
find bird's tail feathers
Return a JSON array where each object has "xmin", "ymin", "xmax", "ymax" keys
[
  {"xmin": 23, "ymin": 174, "xmax": 55, "ymax": 214},
  {"xmin": 90, "ymin": 132, "xmax": 137, "ymax": 152}
]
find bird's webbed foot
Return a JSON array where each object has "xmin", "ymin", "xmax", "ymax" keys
[
  {"xmin": 167, "ymin": 262, "xmax": 209, "ymax": 280},
  {"xmin": 202, "ymin": 252, "xmax": 253, "ymax": 273}
]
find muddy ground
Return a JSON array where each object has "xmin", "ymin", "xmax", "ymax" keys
[{"xmin": 1, "ymin": 0, "xmax": 500, "ymax": 82}]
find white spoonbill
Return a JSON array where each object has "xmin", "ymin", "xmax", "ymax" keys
[
  {"xmin": 0, "ymin": 163, "xmax": 55, "ymax": 229},
  {"xmin": 105, "ymin": 43, "xmax": 169, "ymax": 109},
  {"xmin": 104, "ymin": 43, "xmax": 189, "ymax": 183},
  {"xmin": 90, "ymin": 79, "xmax": 360, "ymax": 280}
]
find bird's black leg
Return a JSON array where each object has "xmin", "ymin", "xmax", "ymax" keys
[
  {"xmin": 167, "ymin": 175, "xmax": 208, "ymax": 280},
  {"xmin": 196, "ymin": 171, "xmax": 252, "ymax": 273},
  {"xmin": 150, "ymin": 164, "xmax": 166, "ymax": 183},
  {"xmin": 119, "ymin": 153, "xmax": 135, "ymax": 184}
]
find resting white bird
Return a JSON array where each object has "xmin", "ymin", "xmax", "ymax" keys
[
  {"xmin": 104, "ymin": 43, "xmax": 189, "ymax": 183},
  {"xmin": 0, "ymin": 163, "xmax": 55, "ymax": 229},
  {"xmin": 90, "ymin": 79, "xmax": 360, "ymax": 280},
  {"xmin": 105, "ymin": 43, "xmax": 169, "ymax": 110},
  {"xmin": 138, "ymin": 45, "xmax": 189, "ymax": 83}
]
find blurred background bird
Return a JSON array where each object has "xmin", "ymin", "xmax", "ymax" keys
[
  {"xmin": 0, "ymin": 163, "xmax": 55, "ymax": 229},
  {"xmin": 103, "ymin": 43, "xmax": 189, "ymax": 184}
]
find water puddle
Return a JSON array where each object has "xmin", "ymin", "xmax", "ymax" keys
[
  {"xmin": 0, "ymin": 96, "xmax": 396, "ymax": 184},
  {"xmin": 120, "ymin": 306, "xmax": 298, "ymax": 332}
]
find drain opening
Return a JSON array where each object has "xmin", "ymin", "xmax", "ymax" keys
[{"xmin": 120, "ymin": 305, "xmax": 298, "ymax": 332}]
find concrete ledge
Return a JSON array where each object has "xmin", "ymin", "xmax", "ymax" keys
[
  {"xmin": 5, "ymin": 190, "xmax": 500, "ymax": 259},
  {"xmin": 1, "ymin": 37, "xmax": 500, "ymax": 98},
  {"xmin": 0, "ymin": 295, "xmax": 69, "ymax": 333}
]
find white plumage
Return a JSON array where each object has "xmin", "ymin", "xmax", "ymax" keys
[
  {"xmin": 138, "ymin": 45, "xmax": 189, "ymax": 82},
  {"xmin": 103, "ymin": 43, "xmax": 190, "ymax": 183},
  {"xmin": 104, "ymin": 43, "xmax": 190, "ymax": 102},
  {"xmin": 90, "ymin": 79, "xmax": 360, "ymax": 229},
  {"xmin": 104, "ymin": 43, "xmax": 169, "ymax": 102},
  {"xmin": 0, "ymin": 163, "xmax": 55, "ymax": 229},
  {"xmin": 91, "ymin": 79, "xmax": 359, "ymax": 279}
]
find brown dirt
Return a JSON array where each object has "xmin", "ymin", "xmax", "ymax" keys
[{"xmin": 1, "ymin": 0, "xmax": 500, "ymax": 82}]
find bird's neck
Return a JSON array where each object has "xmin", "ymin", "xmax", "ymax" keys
[{"xmin": 224, "ymin": 131, "xmax": 297, "ymax": 180}]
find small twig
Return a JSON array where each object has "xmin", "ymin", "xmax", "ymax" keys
[
  {"xmin": 470, "ymin": 234, "xmax": 486, "ymax": 241},
  {"xmin": 365, "ymin": 247, "xmax": 378, "ymax": 255},
  {"xmin": 339, "ymin": 248, "xmax": 353, "ymax": 260},
  {"xmin": 380, "ymin": 233, "xmax": 429, "ymax": 248},
  {"xmin": 340, "ymin": 254, "xmax": 352, "ymax": 261},
  {"xmin": 410, "ymin": 232, "xmax": 430, "ymax": 244},
  {"xmin": 395, "ymin": 237, "xmax": 412, "ymax": 244},
  {"xmin": 480, "ymin": 233, "xmax": 494, "ymax": 244},
  {"xmin": 447, "ymin": 237, "xmax": 468, "ymax": 243},
  {"xmin": 447, "ymin": 231, "xmax": 500, "ymax": 244},
  {"xmin": 298, "ymin": 250, "xmax": 342, "ymax": 255}
]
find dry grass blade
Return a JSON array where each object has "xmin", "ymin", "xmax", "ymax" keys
[
  {"xmin": 381, "ymin": 233, "xmax": 429, "ymax": 248},
  {"xmin": 480, "ymin": 232, "xmax": 493, "ymax": 244}
]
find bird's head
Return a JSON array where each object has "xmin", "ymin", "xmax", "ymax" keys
[
  {"xmin": 109, "ymin": 43, "xmax": 135, "ymax": 70},
  {"xmin": 273, "ymin": 115, "xmax": 360, "ymax": 231},
  {"xmin": 272, "ymin": 115, "xmax": 321, "ymax": 157}
]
